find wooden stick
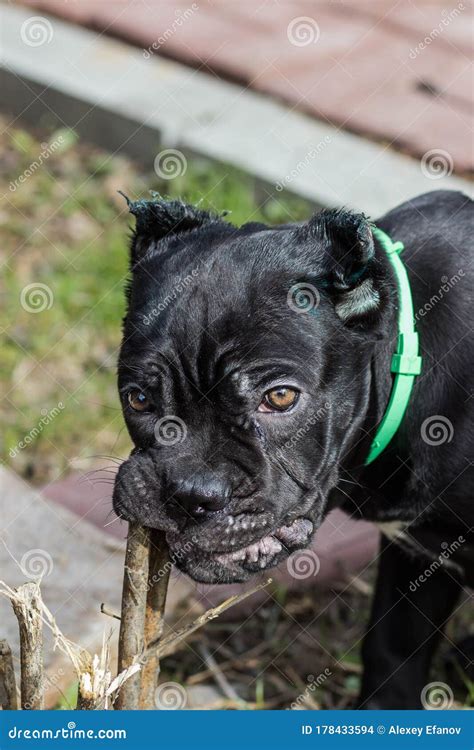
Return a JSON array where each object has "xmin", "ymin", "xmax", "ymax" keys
[
  {"xmin": 0, "ymin": 639, "xmax": 18, "ymax": 709},
  {"xmin": 10, "ymin": 582, "xmax": 43, "ymax": 710},
  {"xmin": 115, "ymin": 523, "xmax": 151, "ymax": 710},
  {"xmin": 140, "ymin": 529, "xmax": 170, "ymax": 709}
]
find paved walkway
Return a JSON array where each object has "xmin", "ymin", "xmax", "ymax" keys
[{"xmin": 16, "ymin": 0, "xmax": 473, "ymax": 172}]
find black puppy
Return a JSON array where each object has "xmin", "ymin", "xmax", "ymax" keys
[{"xmin": 113, "ymin": 189, "xmax": 473, "ymax": 709}]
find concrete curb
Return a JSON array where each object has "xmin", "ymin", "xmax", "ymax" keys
[{"xmin": 1, "ymin": 4, "xmax": 472, "ymax": 216}]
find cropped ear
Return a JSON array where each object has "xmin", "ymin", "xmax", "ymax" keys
[
  {"xmin": 307, "ymin": 208, "xmax": 381, "ymax": 326},
  {"xmin": 120, "ymin": 193, "xmax": 218, "ymax": 267}
]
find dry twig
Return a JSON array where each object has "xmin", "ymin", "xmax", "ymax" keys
[
  {"xmin": 0, "ymin": 579, "xmax": 139, "ymax": 711},
  {"xmin": 100, "ymin": 604, "xmax": 121, "ymax": 621},
  {"xmin": 10, "ymin": 582, "xmax": 43, "ymax": 710}
]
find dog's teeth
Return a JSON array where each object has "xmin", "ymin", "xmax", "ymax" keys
[{"xmin": 245, "ymin": 543, "xmax": 260, "ymax": 563}]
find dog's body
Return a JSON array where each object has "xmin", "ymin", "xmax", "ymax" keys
[{"xmin": 113, "ymin": 189, "xmax": 473, "ymax": 708}]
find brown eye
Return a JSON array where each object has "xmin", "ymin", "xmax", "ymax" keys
[
  {"xmin": 259, "ymin": 387, "xmax": 299, "ymax": 413},
  {"xmin": 128, "ymin": 389, "xmax": 152, "ymax": 412}
]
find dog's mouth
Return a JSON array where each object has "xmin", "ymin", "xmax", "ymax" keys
[{"xmin": 166, "ymin": 516, "xmax": 314, "ymax": 583}]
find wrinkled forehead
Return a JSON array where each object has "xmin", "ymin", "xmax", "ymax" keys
[
  {"xmin": 121, "ymin": 223, "xmax": 330, "ymax": 385},
  {"xmin": 124, "ymin": 293, "xmax": 322, "ymax": 375},
  {"xmin": 123, "ymin": 293, "xmax": 324, "ymax": 393},
  {"xmin": 131, "ymin": 223, "xmax": 296, "ymax": 290},
  {"xmin": 127, "ymin": 225, "xmax": 308, "ymax": 327},
  {"xmin": 120, "ymin": 334, "xmax": 322, "ymax": 408}
]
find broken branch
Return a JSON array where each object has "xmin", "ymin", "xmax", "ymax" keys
[
  {"xmin": 10, "ymin": 582, "xmax": 43, "ymax": 710},
  {"xmin": 100, "ymin": 604, "xmax": 121, "ymax": 621}
]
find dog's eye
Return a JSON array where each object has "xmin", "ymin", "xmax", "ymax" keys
[
  {"xmin": 258, "ymin": 387, "xmax": 299, "ymax": 413},
  {"xmin": 127, "ymin": 389, "xmax": 152, "ymax": 412}
]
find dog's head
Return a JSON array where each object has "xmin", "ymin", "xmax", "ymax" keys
[{"xmin": 113, "ymin": 196, "xmax": 390, "ymax": 583}]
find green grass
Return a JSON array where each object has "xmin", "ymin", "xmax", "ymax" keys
[{"xmin": 0, "ymin": 117, "xmax": 311, "ymax": 483}]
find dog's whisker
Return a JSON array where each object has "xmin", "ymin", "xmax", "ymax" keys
[
  {"xmin": 339, "ymin": 477, "xmax": 361, "ymax": 487},
  {"xmin": 79, "ymin": 469, "xmax": 118, "ymax": 480},
  {"xmin": 87, "ymin": 479, "xmax": 116, "ymax": 486},
  {"xmin": 85, "ymin": 454, "xmax": 125, "ymax": 464},
  {"xmin": 80, "ymin": 401, "xmax": 122, "ymax": 411},
  {"xmin": 103, "ymin": 515, "xmax": 123, "ymax": 527},
  {"xmin": 79, "ymin": 479, "xmax": 116, "ymax": 489}
]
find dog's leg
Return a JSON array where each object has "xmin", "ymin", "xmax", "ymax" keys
[{"xmin": 358, "ymin": 534, "xmax": 463, "ymax": 709}]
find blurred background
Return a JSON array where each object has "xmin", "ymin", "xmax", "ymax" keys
[{"xmin": 0, "ymin": 0, "xmax": 472, "ymax": 710}]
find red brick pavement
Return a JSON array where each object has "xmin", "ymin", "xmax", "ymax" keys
[{"xmin": 17, "ymin": 1, "xmax": 473, "ymax": 169}]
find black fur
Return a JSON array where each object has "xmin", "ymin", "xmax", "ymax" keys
[{"xmin": 113, "ymin": 189, "xmax": 473, "ymax": 708}]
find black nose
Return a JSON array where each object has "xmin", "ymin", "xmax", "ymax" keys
[{"xmin": 168, "ymin": 472, "xmax": 231, "ymax": 520}]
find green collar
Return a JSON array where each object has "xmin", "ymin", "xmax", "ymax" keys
[{"xmin": 364, "ymin": 226, "xmax": 422, "ymax": 464}]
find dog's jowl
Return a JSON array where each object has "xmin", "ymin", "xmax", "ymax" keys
[{"xmin": 113, "ymin": 189, "xmax": 473, "ymax": 709}]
